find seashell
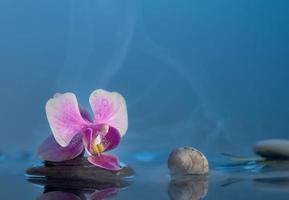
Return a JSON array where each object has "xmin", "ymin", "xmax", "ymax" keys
[{"xmin": 168, "ymin": 147, "xmax": 209, "ymax": 176}]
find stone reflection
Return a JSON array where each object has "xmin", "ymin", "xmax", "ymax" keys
[
  {"xmin": 38, "ymin": 188, "xmax": 118, "ymax": 200},
  {"xmin": 253, "ymin": 177, "xmax": 289, "ymax": 192},
  {"xmin": 28, "ymin": 176, "xmax": 129, "ymax": 200},
  {"xmin": 168, "ymin": 175, "xmax": 208, "ymax": 200},
  {"xmin": 38, "ymin": 191, "xmax": 83, "ymax": 200},
  {"xmin": 28, "ymin": 171, "xmax": 132, "ymax": 200}
]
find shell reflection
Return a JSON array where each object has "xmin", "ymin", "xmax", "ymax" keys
[{"xmin": 168, "ymin": 175, "xmax": 208, "ymax": 200}]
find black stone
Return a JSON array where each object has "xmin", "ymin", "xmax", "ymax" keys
[{"xmin": 26, "ymin": 157, "xmax": 134, "ymax": 190}]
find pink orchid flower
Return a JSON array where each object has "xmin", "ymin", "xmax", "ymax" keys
[{"xmin": 38, "ymin": 89, "xmax": 128, "ymax": 171}]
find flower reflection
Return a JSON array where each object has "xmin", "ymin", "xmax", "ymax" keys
[
  {"xmin": 39, "ymin": 191, "xmax": 81, "ymax": 200},
  {"xmin": 38, "ymin": 188, "xmax": 118, "ymax": 200},
  {"xmin": 253, "ymin": 177, "xmax": 289, "ymax": 193},
  {"xmin": 168, "ymin": 175, "xmax": 208, "ymax": 200}
]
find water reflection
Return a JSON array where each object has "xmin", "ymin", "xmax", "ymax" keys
[
  {"xmin": 28, "ymin": 174, "xmax": 132, "ymax": 200},
  {"xmin": 216, "ymin": 160, "xmax": 289, "ymax": 193},
  {"xmin": 39, "ymin": 191, "xmax": 82, "ymax": 200},
  {"xmin": 168, "ymin": 175, "xmax": 208, "ymax": 200},
  {"xmin": 218, "ymin": 175, "xmax": 289, "ymax": 193},
  {"xmin": 253, "ymin": 177, "xmax": 289, "ymax": 193},
  {"xmin": 38, "ymin": 188, "xmax": 118, "ymax": 200}
]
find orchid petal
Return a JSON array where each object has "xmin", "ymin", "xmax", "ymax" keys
[
  {"xmin": 103, "ymin": 126, "xmax": 121, "ymax": 151},
  {"xmin": 46, "ymin": 93, "xmax": 88, "ymax": 147},
  {"xmin": 88, "ymin": 154, "xmax": 122, "ymax": 171},
  {"xmin": 37, "ymin": 133, "xmax": 83, "ymax": 162},
  {"xmin": 89, "ymin": 89, "xmax": 128, "ymax": 136}
]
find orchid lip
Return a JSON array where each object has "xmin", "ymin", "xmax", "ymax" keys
[{"xmin": 82, "ymin": 124, "xmax": 113, "ymax": 156}]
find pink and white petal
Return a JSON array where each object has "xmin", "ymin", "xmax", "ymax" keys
[
  {"xmin": 38, "ymin": 134, "xmax": 83, "ymax": 162},
  {"xmin": 90, "ymin": 188, "xmax": 118, "ymax": 200},
  {"xmin": 46, "ymin": 92, "xmax": 88, "ymax": 147},
  {"xmin": 55, "ymin": 93, "xmax": 92, "ymax": 122},
  {"xmin": 88, "ymin": 154, "xmax": 122, "ymax": 171},
  {"xmin": 89, "ymin": 89, "xmax": 128, "ymax": 136}
]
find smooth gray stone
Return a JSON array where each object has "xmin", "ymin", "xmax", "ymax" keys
[
  {"xmin": 168, "ymin": 147, "xmax": 209, "ymax": 176},
  {"xmin": 26, "ymin": 157, "xmax": 134, "ymax": 185},
  {"xmin": 254, "ymin": 139, "xmax": 289, "ymax": 159}
]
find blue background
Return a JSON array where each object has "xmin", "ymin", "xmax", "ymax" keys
[{"xmin": 1, "ymin": 0, "xmax": 289, "ymax": 156}]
